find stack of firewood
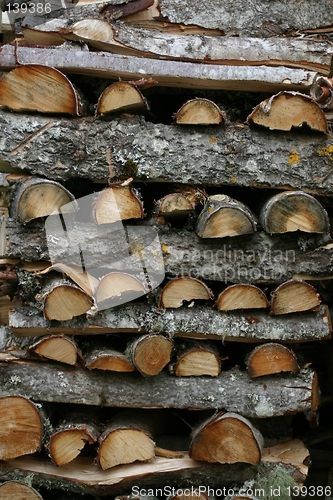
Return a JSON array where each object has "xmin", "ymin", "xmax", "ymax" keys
[{"xmin": 0, "ymin": 0, "xmax": 333, "ymax": 498}]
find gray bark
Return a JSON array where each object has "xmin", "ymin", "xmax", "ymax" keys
[
  {"xmin": 8, "ymin": 303, "xmax": 332, "ymax": 343},
  {"xmin": 158, "ymin": 0, "xmax": 333, "ymax": 37},
  {"xmin": 0, "ymin": 45, "xmax": 318, "ymax": 93},
  {"xmin": 0, "ymin": 360, "xmax": 318, "ymax": 417},
  {"xmin": 1, "ymin": 110, "xmax": 333, "ymax": 195}
]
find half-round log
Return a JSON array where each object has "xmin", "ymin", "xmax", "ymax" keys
[
  {"xmin": 169, "ymin": 341, "xmax": 221, "ymax": 377},
  {"xmin": 159, "ymin": 277, "xmax": 214, "ymax": 308},
  {"xmin": 92, "ymin": 181, "xmax": 144, "ymax": 225},
  {"xmin": 94, "ymin": 272, "xmax": 146, "ymax": 310},
  {"xmin": 40, "ymin": 280, "xmax": 93, "ymax": 321},
  {"xmin": 246, "ymin": 343, "xmax": 299, "ymax": 378},
  {"xmin": 97, "ymin": 81, "xmax": 149, "ymax": 116},
  {"xmin": 174, "ymin": 98, "xmax": 225, "ymax": 125},
  {"xmin": 0, "ymin": 481, "xmax": 43, "ymax": 499},
  {"xmin": 270, "ymin": 280, "xmax": 322, "ymax": 315},
  {"xmin": 216, "ymin": 284, "xmax": 269, "ymax": 311},
  {"xmin": 29, "ymin": 335, "xmax": 79, "ymax": 365}
]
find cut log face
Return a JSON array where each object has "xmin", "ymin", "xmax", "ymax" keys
[
  {"xmin": 129, "ymin": 334, "xmax": 174, "ymax": 376},
  {"xmin": 42, "ymin": 282, "xmax": 93, "ymax": 321},
  {"xmin": 196, "ymin": 195, "xmax": 257, "ymax": 238},
  {"xmin": 270, "ymin": 280, "xmax": 322, "ymax": 315},
  {"xmin": 310, "ymin": 76, "xmax": 333, "ymax": 110},
  {"xmin": 247, "ymin": 91, "xmax": 328, "ymax": 133},
  {"xmin": 10, "ymin": 177, "xmax": 76, "ymax": 225},
  {"xmin": 189, "ymin": 411, "xmax": 263, "ymax": 465},
  {"xmin": 159, "ymin": 277, "xmax": 214, "ymax": 308},
  {"xmin": 260, "ymin": 191, "xmax": 330, "ymax": 234},
  {"xmin": 216, "ymin": 284, "xmax": 269, "ymax": 311},
  {"xmin": 97, "ymin": 81, "xmax": 149, "ymax": 116},
  {"xmin": 0, "ymin": 481, "xmax": 43, "ymax": 499},
  {"xmin": 84, "ymin": 345, "xmax": 135, "ymax": 372},
  {"xmin": 170, "ymin": 343, "xmax": 221, "ymax": 377},
  {"xmin": 246, "ymin": 343, "xmax": 299, "ymax": 378},
  {"xmin": 0, "ymin": 396, "xmax": 43, "ymax": 460},
  {"xmin": 158, "ymin": 193, "xmax": 194, "ymax": 219},
  {"xmin": 48, "ymin": 422, "xmax": 99, "ymax": 467},
  {"xmin": 92, "ymin": 182, "xmax": 144, "ymax": 225},
  {"xmin": 30, "ymin": 335, "xmax": 79, "ymax": 365},
  {"xmin": 174, "ymin": 98, "xmax": 225, "ymax": 125},
  {"xmin": 0, "ymin": 65, "xmax": 84, "ymax": 116},
  {"xmin": 94, "ymin": 272, "xmax": 147, "ymax": 310}
]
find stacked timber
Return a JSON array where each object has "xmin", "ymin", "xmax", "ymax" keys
[{"xmin": 1, "ymin": 0, "xmax": 333, "ymax": 498}]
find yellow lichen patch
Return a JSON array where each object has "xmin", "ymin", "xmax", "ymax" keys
[
  {"xmin": 230, "ymin": 176, "xmax": 237, "ymax": 183},
  {"xmin": 317, "ymin": 145, "xmax": 333, "ymax": 157},
  {"xmin": 161, "ymin": 244, "xmax": 169, "ymax": 253},
  {"xmin": 288, "ymin": 150, "xmax": 301, "ymax": 165},
  {"xmin": 209, "ymin": 136, "xmax": 218, "ymax": 144}
]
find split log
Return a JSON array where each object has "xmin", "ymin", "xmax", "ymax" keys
[
  {"xmin": 196, "ymin": 195, "xmax": 257, "ymax": 238},
  {"xmin": 158, "ymin": 0, "xmax": 333, "ymax": 36},
  {"xmin": 83, "ymin": 342, "xmax": 135, "ymax": 372},
  {"xmin": 8, "ymin": 303, "xmax": 332, "ymax": 343},
  {"xmin": 159, "ymin": 277, "xmax": 213, "ymax": 308},
  {"xmin": 0, "ymin": 481, "xmax": 43, "ymax": 499},
  {"xmin": 169, "ymin": 341, "xmax": 221, "ymax": 377},
  {"xmin": 36, "ymin": 279, "xmax": 93, "ymax": 321},
  {"xmin": 154, "ymin": 187, "xmax": 206, "ymax": 223},
  {"xmin": 0, "ymin": 395, "xmax": 43, "ymax": 460},
  {"xmin": 0, "ymin": 361, "xmax": 319, "ymax": 416},
  {"xmin": 96, "ymin": 411, "xmax": 156, "ymax": 469},
  {"xmin": 47, "ymin": 413, "xmax": 100, "ymax": 466},
  {"xmin": 9, "ymin": 177, "xmax": 76, "ymax": 225},
  {"xmin": 92, "ymin": 180, "xmax": 144, "ymax": 225},
  {"xmin": 310, "ymin": 77, "xmax": 333, "ymax": 111},
  {"xmin": 189, "ymin": 412, "xmax": 263, "ymax": 465},
  {"xmin": 216, "ymin": 284, "xmax": 269, "ymax": 311},
  {"xmin": 246, "ymin": 343, "xmax": 299, "ymax": 378},
  {"xmin": 259, "ymin": 191, "xmax": 330, "ymax": 234},
  {"xmin": 96, "ymin": 81, "xmax": 149, "ymax": 116},
  {"xmin": 0, "ymin": 65, "xmax": 85, "ymax": 116},
  {"xmin": 247, "ymin": 92, "xmax": 328, "ymax": 133},
  {"xmin": 29, "ymin": 335, "xmax": 80, "ymax": 365},
  {"xmin": 0, "ymin": 45, "xmax": 319, "ymax": 93},
  {"xmin": 126, "ymin": 333, "xmax": 173, "ymax": 376},
  {"xmin": 94, "ymin": 272, "xmax": 147, "ymax": 312},
  {"xmin": 270, "ymin": 280, "xmax": 322, "ymax": 315},
  {"xmin": 174, "ymin": 98, "xmax": 225, "ymax": 125}
]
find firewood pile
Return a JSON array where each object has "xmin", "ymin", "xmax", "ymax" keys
[{"xmin": 0, "ymin": 0, "xmax": 333, "ymax": 498}]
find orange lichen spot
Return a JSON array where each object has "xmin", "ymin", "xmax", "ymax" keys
[{"xmin": 288, "ymin": 149, "xmax": 301, "ymax": 165}]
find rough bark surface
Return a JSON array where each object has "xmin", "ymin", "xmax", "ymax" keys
[
  {"xmin": 158, "ymin": 0, "xmax": 333, "ymax": 37},
  {"xmin": 1, "ymin": 110, "xmax": 333, "ymax": 194},
  {"xmin": 8, "ymin": 303, "xmax": 332, "ymax": 342},
  {"xmin": 0, "ymin": 361, "xmax": 317, "ymax": 416},
  {"xmin": 0, "ymin": 46, "xmax": 318, "ymax": 93}
]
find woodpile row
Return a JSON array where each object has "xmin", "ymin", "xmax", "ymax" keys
[{"xmin": 0, "ymin": 0, "xmax": 333, "ymax": 498}]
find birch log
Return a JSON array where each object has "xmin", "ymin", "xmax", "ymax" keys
[{"xmin": 1, "ymin": 110, "xmax": 333, "ymax": 195}]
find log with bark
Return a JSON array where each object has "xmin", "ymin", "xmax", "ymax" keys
[
  {"xmin": 9, "ymin": 176, "xmax": 76, "ymax": 225},
  {"xmin": 270, "ymin": 280, "xmax": 322, "ymax": 315},
  {"xmin": 169, "ymin": 340, "xmax": 221, "ymax": 377},
  {"xmin": 153, "ymin": 186, "xmax": 206, "ymax": 223},
  {"xmin": 2, "ymin": 110, "xmax": 333, "ymax": 195},
  {"xmin": 0, "ymin": 361, "xmax": 319, "ymax": 416},
  {"xmin": 83, "ymin": 341, "xmax": 135, "ymax": 372},
  {"xmin": 159, "ymin": 277, "xmax": 213, "ymax": 308},
  {"xmin": 259, "ymin": 191, "xmax": 330, "ymax": 235},
  {"xmin": 0, "ymin": 395, "xmax": 43, "ymax": 460},
  {"xmin": 0, "ymin": 480, "xmax": 43, "ymax": 499},
  {"xmin": 215, "ymin": 284, "xmax": 269, "ymax": 311},
  {"xmin": 174, "ymin": 98, "xmax": 225, "ymax": 125},
  {"xmin": 310, "ymin": 77, "xmax": 333, "ymax": 111},
  {"xmin": 0, "ymin": 65, "xmax": 85, "ymax": 116},
  {"xmin": 196, "ymin": 195, "xmax": 257, "ymax": 238},
  {"xmin": 246, "ymin": 343, "xmax": 299, "ymax": 378},
  {"xmin": 8, "ymin": 303, "xmax": 332, "ymax": 342},
  {"xmin": 29, "ymin": 335, "xmax": 80, "ymax": 365},
  {"xmin": 189, "ymin": 412, "xmax": 264, "ymax": 465},
  {"xmin": 0, "ymin": 45, "xmax": 320, "ymax": 93},
  {"xmin": 4, "ymin": 219, "xmax": 333, "ymax": 284},
  {"xmin": 96, "ymin": 81, "xmax": 149, "ymax": 116},
  {"xmin": 126, "ymin": 333, "xmax": 174, "ymax": 376},
  {"xmin": 247, "ymin": 92, "xmax": 328, "ymax": 133}
]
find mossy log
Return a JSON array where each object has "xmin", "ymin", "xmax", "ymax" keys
[
  {"xmin": 8, "ymin": 303, "xmax": 331, "ymax": 342},
  {"xmin": 0, "ymin": 361, "xmax": 319, "ymax": 416},
  {"xmin": 3, "ymin": 219, "xmax": 333, "ymax": 284}
]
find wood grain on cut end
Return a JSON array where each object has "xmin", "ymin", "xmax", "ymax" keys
[
  {"xmin": 0, "ymin": 65, "xmax": 83, "ymax": 115},
  {"xmin": 84, "ymin": 347, "xmax": 135, "ymax": 372},
  {"xmin": 189, "ymin": 412, "xmax": 263, "ymax": 465},
  {"xmin": 11, "ymin": 177, "xmax": 76, "ymax": 225},
  {"xmin": 260, "ymin": 191, "xmax": 330, "ymax": 234},
  {"xmin": 32, "ymin": 335, "xmax": 78, "ymax": 365},
  {"xmin": 95, "ymin": 272, "xmax": 146, "ymax": 310},
  {"xmin": 175, "ymin": 98, "xmax": 225, "ymax": 125},
  {"xmin": 132, "ymin": 334, "xmax": 173, "ymax": 376},
  {"xmin": 197, "ymin": 195, "xmax": 256, "ymax": 238},
  {"xmin": 98, "ymin": 428, "xmax": 155, "ymax": 470},
  {"xmin": 216, "ymin": 284, "xmax": 269, "ymax": 311},
  {"xmin": 247, "ymin": 91, "xmax": 328, "ymax": 133},
  {"xmin": 49, "ymin": 429, "xmax": 96, "ymax": 467},
  {"xmin": 0, "ymin": 481, "xmax": 43, "ymax": 499},
  {"xmin": 44, "ymin": 284, "xmax": 93, "ymax": 321},
  {"xmin": 247, "ymin": 343, "xmax": 299, "ymax": 378},
  {"xmin": 159, "ymin": 277, "xmax": 213, "ymax": 308},
  {"xmin": 97, "ymin": 81, "xmax": 148, "ymax": 116},
  {"xmin": 159, "ymin": 193, "xmax": 194, "ymax": 218},
  {"xmin": 93, "ymin": 184, "xmax": 144, "ymax": 225},
  {"xmin": 270, "ymin": 280, "xmax": 322, "ymax": 315},
  {"xmin": 171, "ymin": 348, "xmax": 221, "ymax": 377},
  {"xmin": 0, "ymin": 396, "xmax": 43, "ymax": 460}
]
